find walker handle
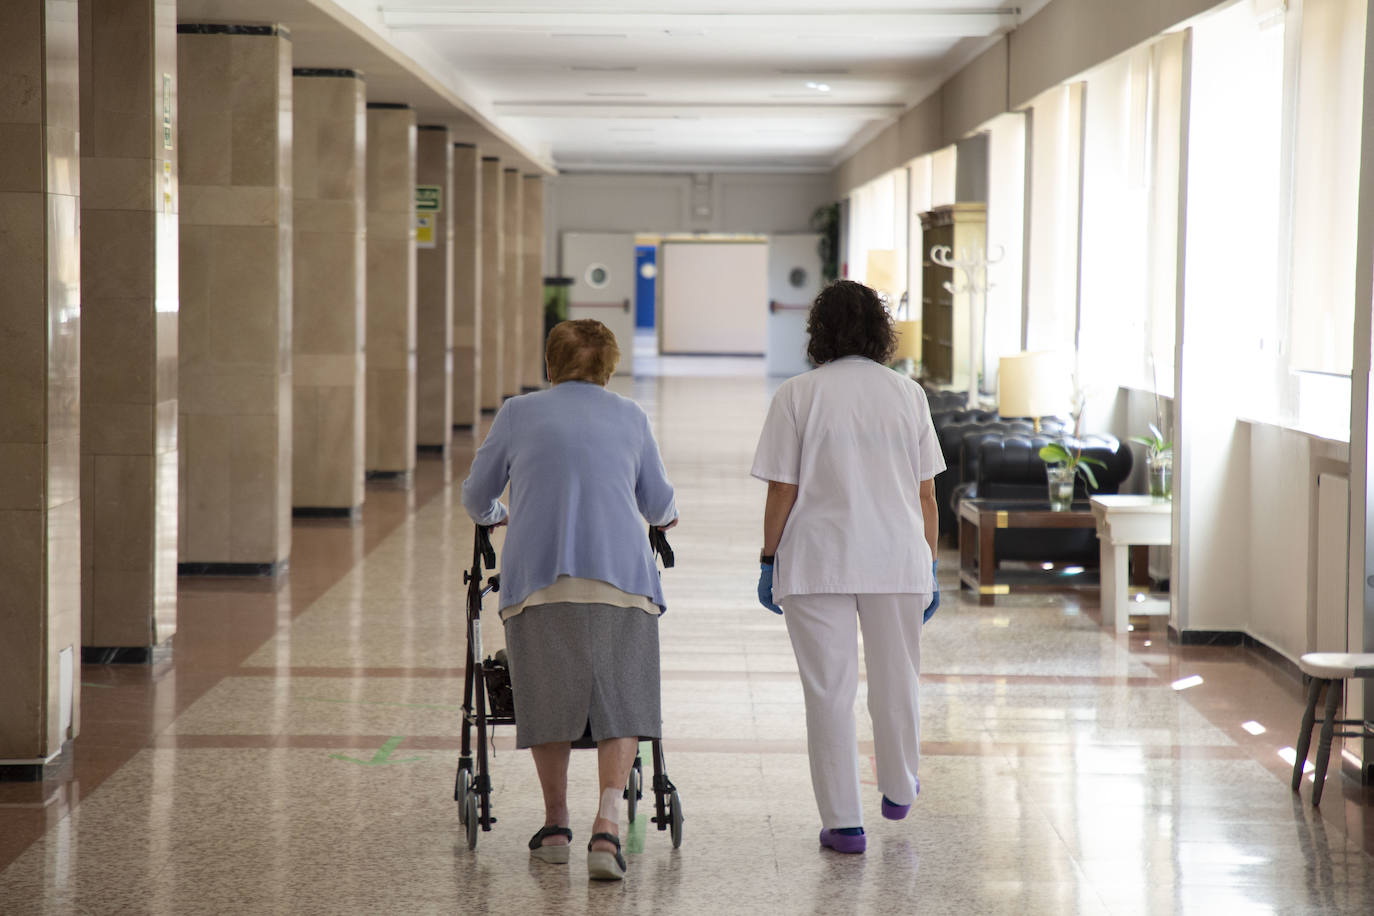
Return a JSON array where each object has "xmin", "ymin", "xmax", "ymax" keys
[
  {"xmin": 475, "ymin": 524, "xmax": 497, "ymax": 571},
  {"xmin": 649, "ymin": 527, "xmax": 675, "ymax": 569}
]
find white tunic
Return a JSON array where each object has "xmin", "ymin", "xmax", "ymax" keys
[{"xmin": 750, "ymin": 357, "xmax": 946, "ymax": 601}]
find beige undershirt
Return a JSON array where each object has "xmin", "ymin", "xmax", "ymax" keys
[{"xmin": 500, "ymin": 575, "xmax": 661, "ymax": 622}]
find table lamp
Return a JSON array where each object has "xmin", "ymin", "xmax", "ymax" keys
[{"xmin": 998, "ymin": 350, "xmax": 1069, "ymax": 433}]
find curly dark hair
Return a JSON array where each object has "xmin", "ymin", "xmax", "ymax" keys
[{"xmin": 805, "ymin": 279, "xmax": 897, "ymax": 365}]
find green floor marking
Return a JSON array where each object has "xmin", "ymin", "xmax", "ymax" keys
[
  {"xmin": 626, "ymin": 741, "xmax": 653, "ymax": 854},
  {"xmin": 329, "ymin": 736, "xmax": 424, "ymax": 766}
]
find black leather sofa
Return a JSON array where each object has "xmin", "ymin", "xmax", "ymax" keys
[{"xmin": 959, "ymin": 433, "xmax": 1134, "ymax": 564}]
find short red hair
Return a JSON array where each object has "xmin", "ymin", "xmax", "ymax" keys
[{"xmin": 545, "ymin": 319, "xmax": 620, "ymax": 385}]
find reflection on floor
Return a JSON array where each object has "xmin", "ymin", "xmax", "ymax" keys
[{"xmin": 3, "ymin": 360, "xmax": 1373, "ymax": 915}]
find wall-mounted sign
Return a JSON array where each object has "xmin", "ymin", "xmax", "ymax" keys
[
  {"xmin": 415, "ymin": 185, "xmax": 442, "ymax": 212},
  {"xmin": 416, "ymin": 214, "xmax": 435, "ymax": 249},
  {"xmin": 162, "ymin": 74, "xmax": 173, "ymax": 150}
]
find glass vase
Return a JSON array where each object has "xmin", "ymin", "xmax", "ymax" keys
[
  {"xmin": 1046, "ymin": 463, "xmax": 1075, "ymax": 511},
  {"xmin": 1147, "ymin": 452, "xmax": 1173, "ymax": 500}
]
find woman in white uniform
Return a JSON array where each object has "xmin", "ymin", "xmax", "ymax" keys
[{"xmin": 751, "ymin": 280, "xmax": 944, "ymax": 855}]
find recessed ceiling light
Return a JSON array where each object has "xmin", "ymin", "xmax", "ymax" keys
[{"xmin": 804, "ymin": 82, "xmax": 831, "ymax": 92}]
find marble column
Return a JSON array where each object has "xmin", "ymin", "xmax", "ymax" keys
[
  {"xmin": 415, "ymin": 126, "xmax": 453, "ymax": 450},
  {"xmin": 452, "ymin": 143, "xmax": 481, "ymax": 430},
  {"xmin": 522, "ymin": 174, "xmax": 545, "ymax": 391},
  {"xmin": 76, "ymin": 0, "xmax": 177, "ymax": 657},
  {"xmin": 176, "ymin": 25, "xmax": 292, "ymax": 575},
  {"xmin": 0, "ymin": 0, "xmax": 82, "ymax": 772},
  {"xmin": 502, "ymin": 167, "xmax": 523, "ymax": 399},
  {"xmin": 364, "ymin": 103, "xmax": 417, "ymax": 482},
  {"xmin": 479, "ymin": 156, "xmax": 504, "ymax": 412},
  {"xmin": 291, "ymin": 69, "xmax": 365, "ymax": 515}
]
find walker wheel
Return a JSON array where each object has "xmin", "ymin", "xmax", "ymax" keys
[
  {"xmin": 463, "ymin": 789, "xmax": 479, "ymax": 849},
  {"xmin": 456, "ymin": 766, "xmax": 472, "ymax": 825},
  {"xmin": 668, "ymin": 788, "xmax": 684, "ymax": 848},
  {"xmin": 625, "ymin": 766, "xmax": 641, "ymax": 823}
]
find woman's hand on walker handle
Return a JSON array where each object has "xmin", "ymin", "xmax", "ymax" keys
[
  {"xmin": 757, "ymin": 561, "xmax": 783, "ymax": 615},
  {"xmin": 923, "ymin": 560, "xmax": 940, "ymax": 623}
]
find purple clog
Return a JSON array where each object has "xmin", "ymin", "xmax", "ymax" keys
[{"xmin": 819, "ymin": 828, "xmax": 866, "ymax": 854}]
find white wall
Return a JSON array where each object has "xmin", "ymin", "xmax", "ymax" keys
[{"xmin": 543, "ymin": 171, "xmax": 834, "ymax": 267}]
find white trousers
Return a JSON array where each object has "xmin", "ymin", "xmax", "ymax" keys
[{"xmin": 782, "ymin": 592, "xmax": 926, "ymax": 829}]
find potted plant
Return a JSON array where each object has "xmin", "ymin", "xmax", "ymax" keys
[
  {"xmin": 1131, "ymin": 423, "xmax": 1173, "ymax": 499},
  {"xmin": 1038, "ymin": 440, "xmax": 1106, "ymax": 511},
  {"xmin": 1037, "ymin": 382, "xmax": 1104, "ymax": 511}
]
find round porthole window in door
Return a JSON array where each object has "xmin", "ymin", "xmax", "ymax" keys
[
  {"xmin": 788, "ymin": 267, "xmax": 808, "ymax": 289},
  {"xmin": 585, "ymin": 263, "xmax": 610, "ymax": 289}
]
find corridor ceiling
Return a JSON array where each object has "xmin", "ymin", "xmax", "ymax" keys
[{"xmin": 376, "ymin": 1, "xmax": 1048, "ymax": 173}]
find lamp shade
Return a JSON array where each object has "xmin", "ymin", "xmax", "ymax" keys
[
  {"xmin": 998, "ymin": 351, "xmax": 1070, "ymax": 419},
  {"xmin": 865, "ymin": 249, "xmax": 898, "ymax": 296},
  {"xmin": 893, "ymin": 320, "xmax": 921, "ymax": 361}
]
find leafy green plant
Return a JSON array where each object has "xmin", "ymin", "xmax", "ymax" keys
[
  {"xmin": 1038, "ymin": 442, "xmax": 1107, "ymax": 490},
  {"xmin": 1130, "ymin": 423, "xmax": 1172, "ymax": 459},
  {"xmin": 810, "ymin": 203, "xmax": 840, "ymax": 282}
]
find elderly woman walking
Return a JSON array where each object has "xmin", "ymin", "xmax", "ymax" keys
[
  {"xmin": 462, "ymin": 319, "xmax": 677, "ymax": 881},
  {"xmin": 751, "ymin": 280, "xmax": 944, "ymax": 854}
]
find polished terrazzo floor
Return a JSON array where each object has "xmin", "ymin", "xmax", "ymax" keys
[{"xmin": 3, "ymin": 353, "xmax": 1374, "ymax": 915}]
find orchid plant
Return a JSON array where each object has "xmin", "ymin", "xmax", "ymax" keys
[{"xmin": 1037, "ymin": 378, "xmax": 1106, "ymax": 489}]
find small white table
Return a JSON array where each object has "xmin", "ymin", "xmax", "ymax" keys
[{"xmin": 1090, "ymin": 495, "xmax": 1172, "ymax": 634}]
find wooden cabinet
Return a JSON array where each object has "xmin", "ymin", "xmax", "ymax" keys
[{"xmin": 918, "ymin": 203, "xmax": 986, "ymax": 387}]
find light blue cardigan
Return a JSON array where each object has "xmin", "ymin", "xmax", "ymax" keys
[{"xmin": 461, "ymin": 381, "xmax": 678, "ymax": 612}]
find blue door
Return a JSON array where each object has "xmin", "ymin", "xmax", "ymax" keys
[{"xmin": 634, "ymin": 245, "xmax": 656, "ymax": 329}]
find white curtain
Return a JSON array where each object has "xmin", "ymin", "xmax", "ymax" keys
[
  {"xmin": 981, "ymin": 112, "xmax": 1027, "ymax": 387},
  {"xmin": 1077, "ymin": 33, "xmax": 1186, "ymax": 397},
  {"xmin": 1289, "ymin": 0, "xmax": 1367, "ymax": 378},
  {"xmin": 1024, "ymin": 82, "xmax": 1084, "ymax": 355}
]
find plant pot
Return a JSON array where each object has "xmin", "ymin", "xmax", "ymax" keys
[
  {"xmin": 1147, "ymin": 452, "xmax": 1173, "ymax": 500},
  {"xmin": 1046, "ymin": 463, "xmax": 1075, "ymax": 511}
]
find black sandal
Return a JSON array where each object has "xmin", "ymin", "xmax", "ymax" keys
[
  {"xmin": 587, "ymin": 832, "xmax": 627, "ymax": 880},
  {"xmin": 528, "ymin": 826, "xmax": 573, "ymax": 864}
]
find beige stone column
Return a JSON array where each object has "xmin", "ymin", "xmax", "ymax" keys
[
  {"xmin": 479, "ymin": 156, "xmax": 504, "ymax": 412},
  {"xmin": 415, "ymin": 126, "xmax": 453, "ymax": 450},
  {"xmin": 177, "ymin": 25, "xmax": 292, "ymax": 574},
  {"xmin": 452, "ymin": 143, "xmax": 481, "ymax": 429},
  {"xmin": 291, "ymin": 70, "xmax": 365, "ymax": 515},
  {"xmin": 0, "ymin": 0, "xmax": 82, "ymax": 771},
  {"xmin": 76, "ymin": 0, "xmax": 177, "ymax": 657},
  {"xmin": 364, "ymin": 103, "xmax": 417, "ymax": 483},
  {"xmin": 502, "ymin": 168, "xmax": 523, "ymax": 398},
  {"xmin": 522, "ymin": 174, "xmax": 545, "ymax": 391}
]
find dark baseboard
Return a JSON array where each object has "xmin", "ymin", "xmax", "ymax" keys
[
  {"xmin": 365, "ymin": 470, "xmax": 414, "ymax": 490},
  {"xmin": 292, "ymin": 506, "xmax": 360, "ymax": 520},
  {"xmin": 0, "ymin": 763, "xmax": 45, "ymax": 782},
  {"xmin": 416, "ymin": 443, "xmax": 447, "ymax": 456},
  {"xmin": 1169, "ymin": 627, "xmax": 1303, "ymax": 682},
  {"xmin": 452, "ymin": 423, "xmax": 474, "ymax": 431},
  {"xmin": 481, "ymin": 408, "xmax": 497, "ymax": 415},
  {"xmin": 82, "ymin": 646, "xmax": 152, "ymax": 665},
  {"xmin": 178, "ymin": 560, "xmax": 287, "ymax": 578},
  {"xmin": 520, "ymin": 386, "xmax": 542, "ymax": 393},
  {"xmin": 0, "ymin": 745, "xmax": 70, "ymax": 783}
]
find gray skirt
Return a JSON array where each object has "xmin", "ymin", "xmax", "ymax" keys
[{"xmin": 502, "ymin": 602, "xmax": 661, "ymax": 749}]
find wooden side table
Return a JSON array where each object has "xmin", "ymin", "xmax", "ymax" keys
[
  {"xmin": 1090, "ymin": 495, "xmax": 1172, "ymax": 634},
  {"xmin": 958, "ymin": 498, "xmax": 1097, "ymax": 605}
]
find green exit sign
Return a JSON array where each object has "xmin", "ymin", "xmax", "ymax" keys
[{"xmin": 415, "ymin": 185, "xmax": 442, "ymax": 212}]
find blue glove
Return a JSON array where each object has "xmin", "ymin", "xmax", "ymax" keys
[
  {"xmin": 923, "ymin": 560, "xmax": 940, "ymax": 623},
  {"xmin": 757, "ymin": 562, "xmax": 783, "ymax": 615}
]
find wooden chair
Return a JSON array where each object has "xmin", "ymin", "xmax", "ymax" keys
[{"xmin": 1292, "ymin": 653, "xmax": 1374, "ymax": 805}]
